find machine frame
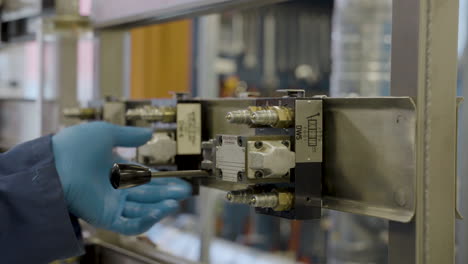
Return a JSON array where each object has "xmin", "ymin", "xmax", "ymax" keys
[{"xmin": 87, "ymin": 0, "xmax": 460, "ymax": 263}]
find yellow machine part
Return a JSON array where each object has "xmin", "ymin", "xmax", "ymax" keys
[{"xmin": 130, "ymin": 20, "xmax": 192, "ymax": 99}]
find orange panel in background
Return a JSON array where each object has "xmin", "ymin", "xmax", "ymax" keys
[{"xmin": 130, "ymin": 20, "xmax": 192, "ymax": 99}]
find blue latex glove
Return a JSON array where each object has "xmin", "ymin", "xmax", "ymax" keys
[{"xmin": 52, "ymin": 122, "xmax": 192, "ymax": 235}]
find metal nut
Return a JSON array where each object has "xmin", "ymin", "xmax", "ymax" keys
[
  {"xmin": 237, "ymin": 171, "xmax": 244, "ymax": 181},
  {"xmin": 254, "ymin": 141, "xmax": 263, "ymax": 149},
  {"xmin": 255, "ymin": 170, "xmax": 264, "ymax": 178}
]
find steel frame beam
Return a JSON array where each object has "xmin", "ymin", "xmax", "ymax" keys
[{"xmin": 390, "ymin": 0, "xmax": 459, "ymax": 263}]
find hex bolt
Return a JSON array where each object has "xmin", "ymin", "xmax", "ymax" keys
[
  {"xmin": 226, "ymin": 192, "xmax": 233, "ymax": 201},
  {"xmin": 394, "ymin": 189, "xmax": 407, "ymax": 207},
  {"xmin": 237, "ymin": 137, "xmax": 243, "ymax": 147},
  {"xmin": 237, "ymin": 171, "xmax": 244, "ymax": 181},
  {"xmin": 255, "ymin": 170, "xmax": 264, "ymax": 178},
  {"xmin": 254, "ymin": 141, "xmax": 263, "ymax": 149}
]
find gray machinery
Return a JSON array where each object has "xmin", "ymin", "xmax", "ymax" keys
[
  {"xmin": 67, "ymin": 0, "xmax": 460, "ymax": 263},
  {"xmin": 69, "ymin": 91, "xmax": 429, "ymax": 223}
]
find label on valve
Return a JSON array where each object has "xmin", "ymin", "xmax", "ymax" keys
[
  {"xmin": 295, "ymin": 100, "xmax": 323, "ymax": 163},
  {"xmin": 176, "ymin": 103, "xmax": 201, "ymax": 155}
]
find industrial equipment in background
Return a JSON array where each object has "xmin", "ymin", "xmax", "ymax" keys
[{"xmin": 0, "ymin": 0, "xmax": 457, "ymax": 263}]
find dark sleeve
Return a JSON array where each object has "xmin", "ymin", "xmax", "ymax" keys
[{"xmin": 0, "ymin": 135, "xmax": 84, "ymax": 263}]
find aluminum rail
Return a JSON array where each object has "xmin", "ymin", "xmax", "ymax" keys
[{"xmin": 91, "ymin": 0, "xmax": 287, "ymax": 29}]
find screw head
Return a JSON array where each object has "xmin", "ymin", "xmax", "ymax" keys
[
  {"xmin": 254, "ymin": 141, "xmax": 263, "ymax": 149},
  {"xmin": 251, "ymin": 112, "xmax": 258, "ymax": 121},
  {"xmin": 250, "ymin": 196, "xmax": 257, "ymax": 206},
  {"xmin": 255, "ymin": 170, "xmax": 264, "ymax": 178},
  {"xmin": 225, "ymin": 113, "xmax": 232, "ymax": 121},
  {"xmin": 226, "ymin": 192, "xmax": 233, "ymax": 201},
  {"xmin": 394, "ymin": 189, "xmax": 407, "ymax": 207},
  {"xmin": 237, "ymin": 171, "xmax": 243, "ymax": 181}
]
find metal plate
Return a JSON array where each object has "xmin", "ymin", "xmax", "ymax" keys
[
  {"xmin": 322, "ymin": 97, "xmax": 416, "ymax": 222},
  {"xmin": 216, "ymin": 135, "xmax": 245, "ymax": 182}
]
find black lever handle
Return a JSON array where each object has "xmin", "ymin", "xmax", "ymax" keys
[
  {"xmin": 110, "ymin": 163, "xmax": 211, "ymax": 189},
  {"xmin": 110, "ymin": 163, "xmax": 151, "ymax": 189}
]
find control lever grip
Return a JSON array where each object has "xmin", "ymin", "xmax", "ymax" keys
[
  {"xmin": 110, "ymin": 163, "xmax": 211, "ymax": 189},
  {"xmin": 110, "ymin": 163, "xmax": 151, "ymax": 189}
]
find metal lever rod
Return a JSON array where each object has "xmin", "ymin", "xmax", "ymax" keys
[
  {"xmin": 110, "ymin": 163, "xmax": 209, "ymax": 189},
  {"xmin": 150, "ymin": 170, "xmax": 210, "ymax": 178}
]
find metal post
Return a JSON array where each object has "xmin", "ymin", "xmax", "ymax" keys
[
  {"xmin": 195, "ymin": 15, "xmax": 220, "ymax": 98},
  {"xmin": 389, "ymin": 0, "xmax": 459, "ymax": 263},
  {"xmin": 56, "ymin": 35, "xmax": 79, "ymax": 127},
  {"xmin": 36, "ymin": 19, "xmax": 45, "ymax": 136},
  {"xmin": 96, "ymin": 30, "xmax": 129, "ymax": 99}
]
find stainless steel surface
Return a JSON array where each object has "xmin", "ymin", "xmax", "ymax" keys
[
  {"xmin": 322, "ymin": 97, "xmax": 416, "ymax": 222},
  {"xmin": 388, "ymin": 0, "xmax": 459, "ymax": 263},
  {"xmin": 91, "ymin": 0, "xmax": 288, "ymax": 29},
  {"xmin": 200, "ymin": 97, "xmax": 419, "ymax": 221},
  {"xmin": 458, "ymin": 27, "xmax": 468, "ymax": 264},
  {"xmin": 84, "ymin": 238, "xmax": 200, "ymax": 264},
  {"xmin": 150, "ymin": 170, "xmax": 210, "ymax": 178}
]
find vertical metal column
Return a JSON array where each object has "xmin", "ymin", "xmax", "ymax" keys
[
  {"xmin": 56, "ymin": 35, "xmax": 79, "ymax": 127},
  {"xmin": 96, "ymin": 30, "xmax": 129, "ymax": 99},
  {"xmin": 36, "ymin": 19, "xmax": 45, "ymax": 136},
  {"xmin": 389, "ymin": 0, "xmax": 459, "ymax": 263},
  {"xmin": 195, "ymin": 15, "xmax": 220, "ymax": 98}
]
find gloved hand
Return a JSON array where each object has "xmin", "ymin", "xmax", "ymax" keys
[{"xmin": 52, "ymin": 122, "xmax": 192, "ymax": 235}]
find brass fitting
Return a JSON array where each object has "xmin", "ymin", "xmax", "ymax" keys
[
  {"xmin": 63, "ymin": 107, "xmax": 99, "ymax": 120},
  {"xmin": 250, "ymin": 106, "xmax": 294, "ymax": 128},
  {"xmin": 225, "ymin": 106, "xmax": 265, "ymax": 124},
  {"xmin": 126, "ymin": 106, "xmax": 176, "ymax": 123},
  {"xmin": 250, "ymin": 190, "xmax": 294, "ymax": 211}
]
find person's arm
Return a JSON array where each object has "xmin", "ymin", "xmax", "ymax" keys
[
  {"xmin": 0, "ymin": 122, "xmax": 192, "ymax": 263},
  {"xmin": 0, "ymin": 135, "xmax": 83, "ymax": 263}
]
